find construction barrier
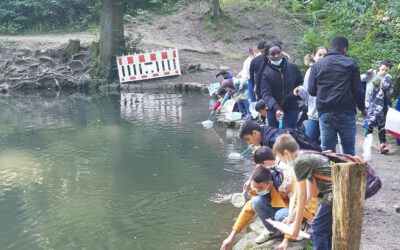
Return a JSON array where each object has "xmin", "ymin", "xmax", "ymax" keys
[{"xmin": 117, "ymin": 48, "xmax": 181, "ymax": 83}]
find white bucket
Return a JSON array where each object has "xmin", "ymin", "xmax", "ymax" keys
[
  {"xmin": 385, "ymin": 108, "xmax": 400, "ymax": 134},
  {"xmin": 208, "ymin": 82, "xmax": 220, "ymax": 96},
  {"xmin": 223, "ymin": 99, "xmax": 236, "ymax": 113}
]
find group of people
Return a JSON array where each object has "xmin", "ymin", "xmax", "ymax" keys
[{"xmin": 216, "ymin": 36, "xmax": 400, "ymax": 250}]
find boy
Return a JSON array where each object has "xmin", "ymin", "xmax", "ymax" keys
[
  {"xmin": 272, "ymin": 134, "xmax": 332, "ymax": 250},
  {"xmin": 255, "ymin": 99, "xmax": 268, "ymax": 125},
  {"xmin": 220, "ymin": 165, "xmax": 290, "ymax": 250},
  {"xmin": 239, "ymin": 120, "xmax": 321, "ymax": 151},
  {"xmin": 362, "ymin": 61, "xmax": 393, "ymax": 154},
  {"xmin": 216, "ymin": 69, "xmax": 234, "ymax": 82}
]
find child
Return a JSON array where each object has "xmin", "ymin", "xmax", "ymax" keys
[
  {"xmin": 220, "ymin": 164, "xmax": 290, "ymax": 250},
  {"xmin": 255, "ymin": 99, "xmax": 268, "ymax": 125},
  {"xmin": 303, "ymin": 53, "xmax": 314, "ymax": 68},
  {"xmin": 210, "ymin": 86, "xmax": 235, "ymax": 115},
  {"xmin": 239, "ymin": 120, "xmax": 321, "ymax": 151},
  {"xmin": 363, "ymin": 61, "xmax": 393, "ymax": 154},
  {"xmin": 272, "ymin": 134, "xmax": 332, "ymax": 250},
  {"xmin": 216, "ymin": 69, "xmax": 234, "ymax": 82}
]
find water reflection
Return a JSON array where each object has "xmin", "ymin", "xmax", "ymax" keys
[{"xmin": 120, "ymin": 92, "xmax": 182, "ymax": 124}]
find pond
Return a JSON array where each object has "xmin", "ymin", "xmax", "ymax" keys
[{"xmin": 0, "ymin": 91, "xmax": 254, "ymax": 250}]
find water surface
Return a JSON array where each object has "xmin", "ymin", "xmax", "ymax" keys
[{"xmin": 0, "ymin": 91, "xmax": 253, "ymax": 249}]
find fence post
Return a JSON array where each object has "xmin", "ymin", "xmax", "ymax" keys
[{"xmin": 332, "ymin": 162, "xmax": 367, "ymax": 250}]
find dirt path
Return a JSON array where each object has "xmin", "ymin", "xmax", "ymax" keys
[{"xmin": 359, "ymin": 131, "xmax": 400, "ymax": 250}]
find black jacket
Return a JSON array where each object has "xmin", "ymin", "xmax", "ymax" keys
[
  {"xmin": 260, "ymin": 126, "xmax": 321, "ymax": 151},
  {"xmin": 260, "ymin": 58, "xmax": 303, "ymax": 113},
  {"xmin": 308, "ymin": 52, "xmax": 365, "ymax": 115},
  {"xmin": 249, "ymin": 55, "xmax": 266, "ymax": 99}
]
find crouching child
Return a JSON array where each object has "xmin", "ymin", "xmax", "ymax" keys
[{"xmin": 273, "ymin": 134, "xmax": 333, "ymax": 250}]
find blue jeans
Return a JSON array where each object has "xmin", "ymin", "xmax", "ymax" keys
[
  {"xmin": 237, "ymin": 99, "xmax": 250, "ymax": 115},
  {"xmin": 306, "ymin": 119, "xmax": 320, "ymax": 143},
  {"xmin": 267, "ymin": 110, "xmax": 299, "ymax": 129},
  {"xmin": 311, "ymin": 203, "xmax": 332, "ymax": 250},
  {"xmin": 246, "ymin": 80, "xmax": 256, "ymax": 102},
  {"xmin": 252, "ymin": 194, "xmax": 289, "ymax": 231},
  {"xmin": 319, "ymin": 112, "xmax": 356, "ymax": 156}
]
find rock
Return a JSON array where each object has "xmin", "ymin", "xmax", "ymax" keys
[
  {"xmin": 39, "ymin": 56, "xmax": 55, "ymax": 67},
  {"xmin": 199, "ymin": 63, "xmax": 218, "ymax": 71},
  {"xmin": 219, "ymin": 65, "xmax": 230, "ymax": 71},
  {"xmin": 15, "ymin": 48, "xmax": 32, "ymax": 57},
  {"xmin": 158, "ymin": 24, "xmax": 167, "ymax": 30},
  {"xmin": 78, "ymin": 74, "xmax": 91, "ymax": 88},
  {"xmin": 14, "ymin": 58, "xmax": 28, "ymax": 65},
  {"xmin": 396, "ymin": 207, "xmax": 400, "ymax": 213},
  {"xmin": 34, "ymin": 49, "xmax": 48, "ymax": 58},
  {"xmin": 68, "ymin": 60, "xmax": 85, "ymax": 74},
  {"xmin": 29, "ymin": 64, "xmax": 40, "ymax": 73},
  {"xmin": 37, "ymin": 77, "xmax": 59, "ymax": 89}
]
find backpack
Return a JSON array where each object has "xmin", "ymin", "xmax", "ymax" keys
[
  {"xmin": 270, "ymin": 166, "xmax": 293, "ymax": 193},
  {"xmin": 303, "ymin": 150, "xmax": 382, "ymax": 199},
  {"xmin": 270, "ymin": 167, "xmax": 283, "ymax": 189}
]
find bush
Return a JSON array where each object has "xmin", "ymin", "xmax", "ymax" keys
[{"xmin": 282, "ymin": 0, "xmax": 400, "ymax": 85}]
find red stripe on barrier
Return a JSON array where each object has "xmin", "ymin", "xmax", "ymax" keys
[
  {"xmin": 161, "ymin": 52, "xmax": 168, "ymax": 60},
  {"xmin": 118, "ymin": 58, "xmax": 122, "ymax": 65},
  {"xmin": 130, "ymin": 76, "xmax": 136, "ymax": 80},
  {"xmin": 127, "ymin": 56, "xmax": 134, "ymax": 64},
  {"xmin": 153, "ymin": 73, "xmax": 159, "ymax": 77},
  {"xmin": 141, "ymin": 74, "xmax": 147, "ymax": 78},
  {"xmin": 173, "ymin": 50, "xmax": 177, "ymax": 58},
  {"xmin": 164, "ymin": 72, "xmax": 170, "ymax": 76},
  {"xmin": 139, "ymin": 55, "xmax": 145, "ymax": 63},
  {"xmin": 150, "ymin": 53, "xmax": 156, "ymax": 61}
]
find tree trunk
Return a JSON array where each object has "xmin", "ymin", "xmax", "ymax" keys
[
  {"xmin": 63, "ymin": 39, "xmax": 80, "ymax": 63},
  {"xmin": 332, "ymin": 162, "xmax": 367, "ymax": 250},
  {"xmin": 210, "ymin": 0, "xmax": 220, "ymax": 21},
  {"xmin": 98, "ymin": 0, "xmax": 125, "ymax": 80}
]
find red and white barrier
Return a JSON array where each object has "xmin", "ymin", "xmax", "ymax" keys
[{"xmin": 117, "ymin": 48, "xmax": 181, "ymax": 83}]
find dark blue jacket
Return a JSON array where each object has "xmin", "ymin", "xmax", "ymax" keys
[
  {"xmin": 308, "ymin": 52, "xmax": 365, "ymax": 115},
  {"xmin": 260, "ymin": 58, "xmax": 303, "ymax": 113},
  {"xmin": 260, "ymin": 126, "xmax": 321, "ymax": 151}
]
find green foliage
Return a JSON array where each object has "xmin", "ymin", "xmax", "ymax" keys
[
  {"xmin": 281, "ymin": 0, "xmax": 400, "ymax": 81},
  {"xmin": 0, "ymin": 0, "xmax": 101, "ymax": 34}
]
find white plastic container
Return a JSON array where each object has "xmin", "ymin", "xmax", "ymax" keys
[
  {"xmin": 226, "ymin": 112, "xmax": 242, "ymax": 121},
  {"xmin": 208, "ymin": 82, "xmax": 220, "ymax": 96}
]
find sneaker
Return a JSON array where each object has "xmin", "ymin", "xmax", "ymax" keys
[
  {"xmin": 380, "ymin": 144, "xmax": 389, "ymax": 155},
  {"xmin": 254, "ymin": 229, "xmax": 282, "ymax": 244}
]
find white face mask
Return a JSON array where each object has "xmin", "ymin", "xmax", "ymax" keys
[
  {"xmin": 285, "ymin": 153, "xmax": 294, "ymax": 169},
  {"xmin": 257, "ymin": 189, "xmax": 270, "ymax": 196},
  {"xmin": 271, "ymin": 58, "xmax": 283, "ymax": 66}
]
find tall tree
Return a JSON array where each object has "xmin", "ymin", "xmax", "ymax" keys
[
  {"xmin": 98, "ymin": 0, "xmax": 125, "ymax": 80},
  {"xmin": 210, "ymin": 0, "xmax": 220, "ymax": 21}
]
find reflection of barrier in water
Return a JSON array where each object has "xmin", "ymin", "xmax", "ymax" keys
[{"xmin": 120, "ymin": 92, "xmax": 182, "ymax": 124}]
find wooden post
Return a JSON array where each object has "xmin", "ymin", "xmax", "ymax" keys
[{"xmin": 332, "ymin": 162, "xmax": 367, "ymax": 250}]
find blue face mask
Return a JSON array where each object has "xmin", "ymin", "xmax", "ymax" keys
[
  {"xmin": 271, "ymin": 58, "xmax": 283, "ymax": 66},
  {"xmin": 257, "ymin": 189, "xmax": 270, "ymax": 196}
]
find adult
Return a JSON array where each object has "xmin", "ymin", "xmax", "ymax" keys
[
  {"xmin": 249, "ymin": 41, "xmax": 266, "ymax": 100},
  {"xmin": 308, "ymin": 36, "xmax": 366, "ymax": 156},
  {"xmin": 260, "ymin": 42, "xmax": 303, "ymax": 129},
  {"xmin": 294, "ymin": 46, "xmax": 328, "ymax": 142}
]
